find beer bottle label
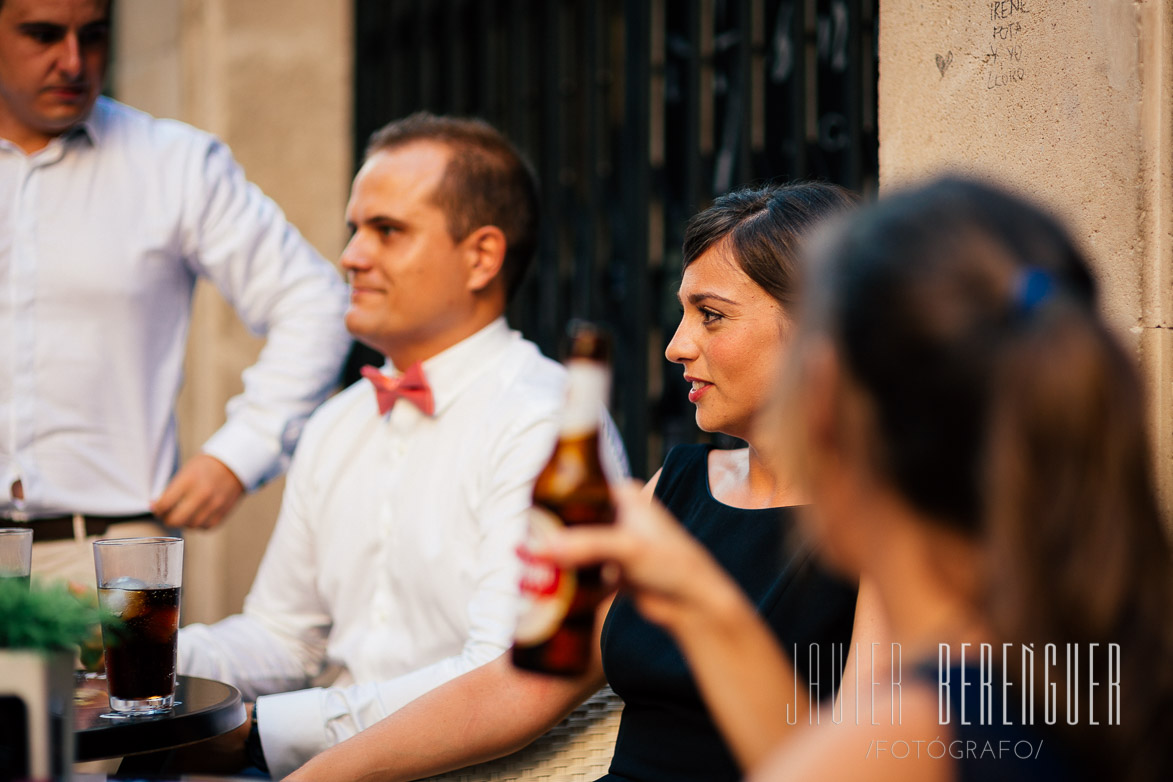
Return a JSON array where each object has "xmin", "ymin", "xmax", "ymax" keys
[{"xmin": 514, "ymin": 506, "xmax": 577, "ymax": 645}]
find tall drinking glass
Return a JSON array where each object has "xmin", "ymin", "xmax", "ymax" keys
[
  {"xmin": 93, "ymin": 537, "xmax": 183, "ymax": 715},
  {"xmin": 0, "ymin": 528, "xmax": 33, "ymax": 590}
]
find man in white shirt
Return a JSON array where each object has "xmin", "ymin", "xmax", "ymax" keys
[
  {"xmin": 177, "ymin": 112, "xmax": 628, "ymax": 777},
  {"xmin": 0, "ymin": 0, "xmax": 351, "ymax": 574}
]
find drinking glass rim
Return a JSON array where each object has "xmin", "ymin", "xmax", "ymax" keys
[
  {"xmin": 0, "ymin": 528, "xmax": 34, "ymax": 537},
  {"xmin": 93, "ymin": 536, "xmax": 183, "ymax": 547}
]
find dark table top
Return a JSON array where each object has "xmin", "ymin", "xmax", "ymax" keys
[{"xmin": 75, "ymin": 674, "xmax": 246, "ymax": 761}]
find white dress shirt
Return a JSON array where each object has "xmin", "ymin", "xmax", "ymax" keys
[
  {"xmin": 0, "ymin": 97, "xmax": 351, "ymax": 516},
  {"xmin": 179, "ymin": 317, "xmax": 628, "ymax": 778}
]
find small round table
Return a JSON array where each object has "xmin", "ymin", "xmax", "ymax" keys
[{"xmin": 75, "ymin": 674, "xmax": 245, "ymax": 767}]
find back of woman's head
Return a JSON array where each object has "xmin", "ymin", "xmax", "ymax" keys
[
  {"xmin": 808, "ymin": 176, "xmax": 1172, "ymax": 778},
  {"xmin": 808, "ymin": 177, "xmax": 1097, "ymax": 530},
  {"xmin": 683, "ymin": 182, "xmax": 857, "ymax": 312}
]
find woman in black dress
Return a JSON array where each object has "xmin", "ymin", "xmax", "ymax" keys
[
  {"xmin": 552, "ymin": 178, "xmax": 1173, "ymax": 782},
  {"xmin": 289, "ymin": 182, "xmax": 869, "ymax": 782}
]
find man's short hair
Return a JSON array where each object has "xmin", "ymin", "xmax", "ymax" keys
[
  {"xmin": 366, "ymin": 112, "xmax": 540, "ymax": 301},
  {"xmin": 0, "ymin": 1, "xmax": 117, "ymax": 24},
  {"xmin": 0, "ymin": 0, "xmax": 117, "ymax": 16}
]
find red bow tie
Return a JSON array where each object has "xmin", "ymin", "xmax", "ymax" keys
[{"xmin": 361, "ymin": 362, "xmax": 435, "ymax": 416}]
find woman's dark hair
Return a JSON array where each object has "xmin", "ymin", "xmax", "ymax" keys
[
  {"xmin": 810, "ymin": 177, "xmax": 1172, "ymax": 779},
  {"xmin": 682, "ymin": 182, "xmax": 858, "ymax": 312}
]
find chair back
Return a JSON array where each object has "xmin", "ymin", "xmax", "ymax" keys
[{"xmin": 420, "ymin": 685, "xmax": 623, "ymax": 782}]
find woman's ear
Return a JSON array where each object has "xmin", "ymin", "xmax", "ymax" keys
[{"xmin": 464, "ymin": 225, "xmax": 507, "ymax": 293}]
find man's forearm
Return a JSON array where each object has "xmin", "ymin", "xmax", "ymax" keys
[{"xmin": 287, "ymin": 656, "xmax": 603, "ymax": 782}]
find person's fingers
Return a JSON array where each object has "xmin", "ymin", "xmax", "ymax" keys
[
  {"xmin": 199, "ymin": 457, "xmax": 245, "ymax": 526},
  {"xmin": 190, "ymin": 483, "xmax": 239, "ymax": 529},
  {"xmin": 156, "ymin": 455, "xmax": 244, "ymax": 528},
  {"xmin": 612, "ymin": 480, "xmax": 646, "ymax": 509},
  {"xmin": 188, "ymin": 502, "xmax": 216, "ymax": 530},
  {"xmin": 547, "ymin": 523, "xmax": 638, "ymax": 568},
  {"xmin": 150, "ymin": 476, "xmax": 184, "ymax": 519},
  {"xmin": 616, "ymin": 490, "xmax": 680, "ymax": 539},
  {"xmin": 163, "ymin": 486, "xmax": 204, "ymax": 528},
  {"xmin": 193, "ymin": 501, "xmax": 232, "ymax": 530},
  {"xmin": 153, "ymin": 459, "xmax": 205, "ymax": 525}
]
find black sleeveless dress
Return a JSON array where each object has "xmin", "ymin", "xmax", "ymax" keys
[{"xmin": 595, "ymin": 444, "xmax": 857, "ymax": 782}]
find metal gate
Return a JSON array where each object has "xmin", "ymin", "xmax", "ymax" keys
[{"xmin": 353, "ymin": 0, "xmax": 878, "ymax": 477}]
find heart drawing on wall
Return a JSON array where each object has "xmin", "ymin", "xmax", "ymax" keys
[{"xmin": 936, "ymin": 51, "xmax": 953, "ymax": 77}]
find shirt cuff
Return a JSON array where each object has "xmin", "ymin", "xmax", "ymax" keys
[
  {"xmin": 255, "ymin": 688, "xmax": 329, "ymax": 780},
  {"xmin": 201, "ymin": 422, "xmax": 285, "ymax": 491}
]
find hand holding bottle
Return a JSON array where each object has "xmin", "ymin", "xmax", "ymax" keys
[
  {"xmin": 512, "ymin": 322, "xmax": 616, "ymax": 676},
  {"xmin": 536, "ymin": 480, "xmax": 746, "ymax": 639}
]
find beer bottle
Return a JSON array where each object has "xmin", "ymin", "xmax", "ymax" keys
[{"xmin": 512, "ymin": 321, "xmax": 616, "ymax": 675}]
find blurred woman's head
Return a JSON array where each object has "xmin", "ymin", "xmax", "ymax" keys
[
  {"xmin": 667, "ymin": 182, "xmax": 855, "ymax": 439},
  {"xmin": 803, "ymin": 177, "xmax": 1097, "ymax": 536},
  {"xmin": 795, "ymin": 176, "xmax": 1172, "ymax": 778}
]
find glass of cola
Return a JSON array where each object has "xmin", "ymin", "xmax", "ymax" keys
[{"xmin": 92, "ymin": 537, "xmax": 183, "ymax": 715}]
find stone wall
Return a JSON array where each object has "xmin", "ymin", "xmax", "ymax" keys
[
  {"xmin": 113, "ymin": 0, "xmax": 353, "ymax": 623},
  {"xmin": 879, "ymin": 0, "xmax": 1172, "ymax": 518}
]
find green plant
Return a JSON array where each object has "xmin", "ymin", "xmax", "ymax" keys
[{"xmin": 0, "ymin": 579, "xmax": 103, "ymax": 653}]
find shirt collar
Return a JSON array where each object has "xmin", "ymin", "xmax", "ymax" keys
[
  {"xmin": 15, "ymin": 100, "xmax": 103, "ymax": 158},
  {"xmin": 383, "ymin": 317, "xmax": 517, "ymax": 417},
  {"xmin": 0, "ymin": 103, "xmax": 99, "ymax": 157},
  {"xmin": 71, "ymin": 96, "xmax": 107, "ymax": 147}
]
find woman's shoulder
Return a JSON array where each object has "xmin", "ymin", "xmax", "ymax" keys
[
  {"xmin": 651, "ymin": 444, "xmax": 717, "ymax": 514},
  {"xmin": 656, "ymin": 443, "xmax": 715, "ymax": 485},
  {"xmin": 655, "ymin": 446, "xmax": 772, "ymax": 528}
]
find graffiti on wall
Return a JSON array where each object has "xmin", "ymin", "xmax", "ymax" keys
[{"xmin": 984, "ymin": 0, "xmax": 1030, "ymax": 89}]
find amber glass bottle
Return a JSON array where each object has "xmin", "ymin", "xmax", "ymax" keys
[{"xmin": 511, "ymin": 321, "xmax": 615, "ymax": 675}]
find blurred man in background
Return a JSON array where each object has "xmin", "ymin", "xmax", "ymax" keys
[{"xmin": 0, "ymin": 0, "xmax": 352, "ymax": 583}]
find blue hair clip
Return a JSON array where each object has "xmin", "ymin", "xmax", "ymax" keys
[{"xmin": 1013, "ymin": 268, "xmax": 1054, "ymax": 315}]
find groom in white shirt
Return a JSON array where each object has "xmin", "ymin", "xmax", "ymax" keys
[{"xmin": 178, "ymin": 112, "xmax": 627, "ymax": 778}]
